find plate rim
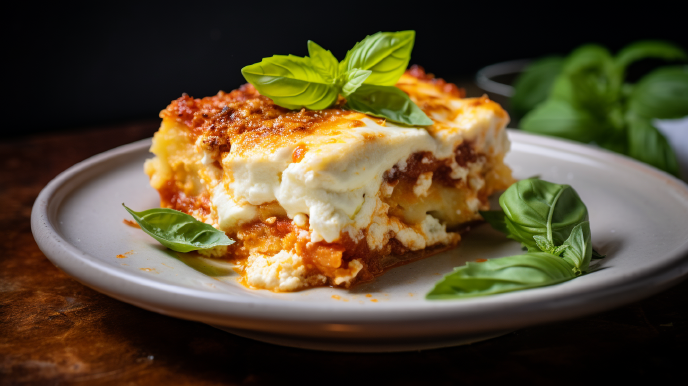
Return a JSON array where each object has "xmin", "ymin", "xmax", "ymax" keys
[{"xmin": 31, "ymin": 130, "xmax": 688, "ymax": 339}]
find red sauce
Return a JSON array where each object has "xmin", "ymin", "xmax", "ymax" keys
[
  {"xmin": 158, "ymin": 180, "xmax": 212, "ymax": 216},
  {"xmin": 122, "ymin": 219, "xmax": 141, "ymax": 228},
  {"xmin": 383, "ymin": 143, "xmax": 480, "ymax": 188},
  {"xmin": 292, "ymin": 144, "xmax": 308, "ymax": 163}
]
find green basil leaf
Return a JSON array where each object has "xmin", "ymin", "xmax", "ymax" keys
[
  {"xmin": 307, "ymin": 40, "xmax": 339, "ymax": 81},
  {"xmin": 520, "ymin": 99, "xmax": 607, "ymax": 143},
  {"xmin": 595, "ymin": 128, "xmax": 628, "ymax": 155},
  {"xmin": 479, "ymin": 210, "xmax": 508, "ymax": 234},
  {"xmin": 339, "ymin": 30, "xmax": 415, "ymax": 86},
  {"xmin": 123, "ymin": 204, "xmax": 234, "ymax": 253},
  {"xmin": 626, "ymin": 116, "xmax": 680, "ymax": 176},
  {"xmin": 561, "ymin": 44, "xmax": 616, "ymax": 76},
  {"xmin": 561, "ymin": 221, "xmax": 592, "ymax": 275},
  {"xmin": 615, "ymin": 40, "xmax": 687, "ymax": 72},
  {"xmin": 426, "ymin": 252, "xmax": 576, "ymax": 299},
  {"xmin": 628, "ymin": 66, "xmax": 688, "ymax": 120},
  {"xmin": 551, "ymin": 45, "xmax": 621, "ymax": 117},
  {"xmin": 533, "ymin": 235, "xmax": 569, "ymax": 256},
  {"xmin": 241, "ymin": 55, "xmax": 339, "ymax": 110},
  {"xmin": 511, "ymin": 56, "xmax": 564, "ymax": 118},
  {"xmin": 341, "ymin": 68, "xmax": 371, "ymax": 97},
  {"xmin": 551, "ymin": 71, "xmax": 620, "ymax": 120},
  {"xmin": 533, "ymin": 235, "xmax": 554, "ymax": 252},
  {"xmin": 549, "ymin": 75, "xmax": 577, "ymax": 105},
  {"xmin": 345, "ymin": 84, "xmax": 433, "ymax": 126},
  {"xmin": 551, "ymin": 244, "xmax": 570, "ymax": 256},
  {"xmin": 500, "ymin": 179, "xmax": 588, "ymax": 251}
]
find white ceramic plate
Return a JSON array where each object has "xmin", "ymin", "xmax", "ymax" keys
[{"xmin": 32, "ymin": 131, "xmax": 688, "ymax": 352}]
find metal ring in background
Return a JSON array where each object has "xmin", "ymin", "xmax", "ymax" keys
[{"xmin": 475, "ymin": 59, "xmax": 531, "ymax": 97}]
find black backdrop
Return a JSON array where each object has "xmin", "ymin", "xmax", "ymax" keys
[{"xmin": 5, "ymin": 1, "xmax": 687, "ymax": 138}]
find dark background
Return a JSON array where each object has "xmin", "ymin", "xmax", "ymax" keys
[{"xmin": 5, "ymin": 1, "xmax": 687, "ymax": 138}]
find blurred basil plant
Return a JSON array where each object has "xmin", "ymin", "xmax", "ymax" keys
[{"xmin": 512, "ymin": 41, "xmax": 688, "ymax": 176}]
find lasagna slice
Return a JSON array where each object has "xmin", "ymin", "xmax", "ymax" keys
[{"xmin": 144, "ymin": 66, "xmax": 514, "ymax": 292}]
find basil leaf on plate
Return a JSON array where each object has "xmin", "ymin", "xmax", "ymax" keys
[
  {"xmin": 436, "ymin": 180, "xmax": 603, "ymax": 300},
  {"xmin": 482, "ymin": 211, "xmax": 572, "ymax": 256},
  {"xmin": 628, "ymin": 66, "xmax": 688, "ymax": 120},
  {"xmin": 615, "ymin": 40, "xmax": 687, "ymax": 72},
  {"xmin": 511, "ymin": 56, "xmax": 564, "ymax": 118},
  {"xmin": 345, "ymin": 84, "xmax": 433, "ymax": 126},
  {"xmin": 241, "ymin": 55, "xmax": 339, "ymax": 110},
  {"xmin": 341, "ymin": 68, "xmax": 372, "ymax": 97},
  {"xmin": 307, "ymin": 40, "xmax": 339, "ymax": 81},
  {"xmin": 426, "ymin": 252, "xmax": 577, "ymax": 299},
  {"xmin": 500, "ymin": 179, "xmax": 588, "ymax": 251},
  {"xmin": 123, "ymin": 204, "xmax": 234, "ymax": 253},
  {"xmin": 561, "ymin": 221, "xmax": 592, "ymax": 275},
  {"xmin": 520, "ymin": 99, "xmax": 606, "ymax": 143},
  {"xmin": 339, "ymin": 30, "xmax": 415, "ymax": 86},
  {"xmin": 626, "ymin": 116, "xmax": 680, "ymax": 176}
]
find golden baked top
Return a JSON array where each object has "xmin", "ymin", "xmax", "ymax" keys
[{"xmin": 159, "ymin": 66, "xmax": 507, "ymax": 158}]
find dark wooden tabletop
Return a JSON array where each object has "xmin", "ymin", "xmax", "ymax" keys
[{"xmin": 2, "ymin": 116, "xmax": 688, "ymax": 385}]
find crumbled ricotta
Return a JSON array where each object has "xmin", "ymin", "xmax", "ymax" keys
[
  {"xmin": 381, "ymin": 181, "xmax": 396, "ymax": 197},
  {"xmin": 393, "ymin": 224, "xmax": 427, "ymax": 250},
  {"xmin": 420, "ymin": 214, "xmax": 451, "ymax": 246},
  {"xmin": 413, "ymin": 172, "xmax": 433, "ymax": 197},
  {"xmin": 245, "ymin": 250, "xmax": 325, "ymax": 292},
  {"xmin": 293, "ymin": 213, "xmax": 309, "ymax": 228},
  {"xmin": 365, "ymin": 195, "xmax": 457, "ymax": 252},
  {"xmin": 366, "ymin": 199, "xmax": 392, "ymax": 251},
  {"xmin": 469, "ymin": 176, "xmax": 485, "ymax": 191},
  {"xmin": 333, "ymin": 259, "xmax": 364, "ymax": 286},
  {"xmin": 466, "ymin": 196, "xmax": 481, "ymax": 213}
]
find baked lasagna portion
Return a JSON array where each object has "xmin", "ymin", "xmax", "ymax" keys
[{"xmin": 144, "ymin": 67, "xmax": 514, "ymax": 292}]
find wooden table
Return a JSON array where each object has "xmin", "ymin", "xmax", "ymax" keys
[{"xmin": 2, "ymin": 120, "xmax": 687, "ymax": 385}]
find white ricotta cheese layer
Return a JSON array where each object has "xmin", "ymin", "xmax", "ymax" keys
[{"xmin": 212, "ymin": 116, "xmax": 509, "ymax": 243}]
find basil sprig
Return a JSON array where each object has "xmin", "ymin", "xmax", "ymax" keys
[
  {"xmin": 123, "ymin": 204, "xmax": 234, "ymax": 253},
  {"xmin": 499, "ymin": 179, "xmax": 588, "ymax": 252},
  {"xmin": 241, "ymin": 31, "xmax": 433, "ymax": 126},
  {"xmin": 427, "ymin": 179, "xmax": 599, "ymax": 299},
  {"xmin": 514, "ymin": 41, "xmax": 687, "ymax": 176}
]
